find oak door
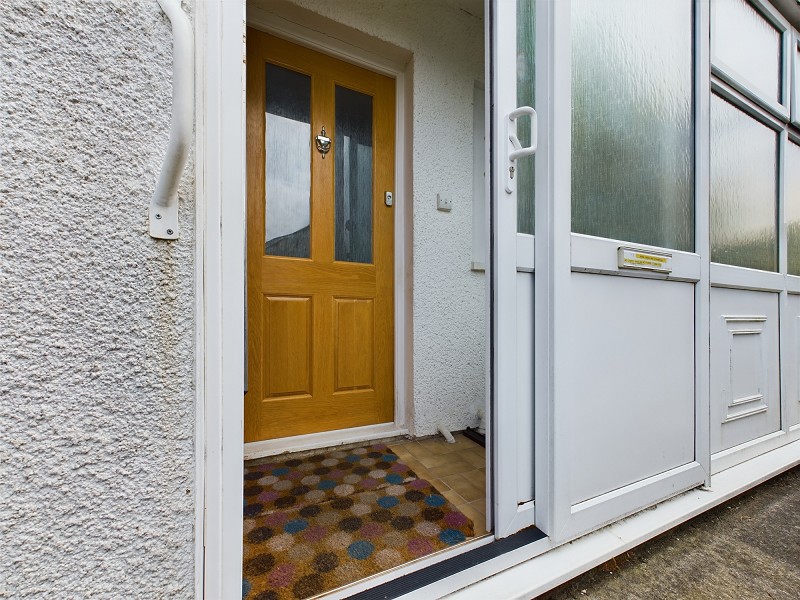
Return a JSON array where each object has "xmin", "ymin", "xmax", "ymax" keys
[{"xmin": 245, "ymin": 31, "xmax": 395, "ymax": 443}]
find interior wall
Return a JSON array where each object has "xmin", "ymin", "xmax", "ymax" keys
[{"xmin": 266, "ymin": 0, "xmax": 486, "ymax": 437}]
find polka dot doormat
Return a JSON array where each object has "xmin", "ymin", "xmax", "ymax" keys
[{"xmin": 242, "ymin": 443, "xmax": 475, "ymax": 599}]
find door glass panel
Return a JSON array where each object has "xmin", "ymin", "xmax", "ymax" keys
[
  {"xmin": 264, "ymin": 64, "xmax": 311, "ymax": 258},
  {"xmin": 787, "ymin": 140, "xmax": 800, "ymax": 276},
  {"xmin": 516, "ymin": 0, "xmax": 535, "ymax": 235},
  {"xmin": 712, "ymin": 0, "xmax": 782, "ymax": 105},
  {"xmin": 570, "ymin": 0, "xmax": 694, "ymax": 251},
  {"xmin": 710, "ymin": 94, "xmax": 778, "ymax": 271},
  {"xmin": 335, "ymin": 86, "xmax": 373, "ymax": 264}
]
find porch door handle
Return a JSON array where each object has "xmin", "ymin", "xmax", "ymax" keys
[{"xmin": 505, "ymin": 106, "xmax": 537, "ymax": 194}]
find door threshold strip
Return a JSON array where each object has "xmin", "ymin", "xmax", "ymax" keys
[{"xmin": 347, "ymin": 526, "xmax": 546, "ymax": 600}]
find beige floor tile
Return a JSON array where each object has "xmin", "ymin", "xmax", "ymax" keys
[
  {"xmin": 402, "ymin": 443, "xmax": 440, "ymax": 462},
  {"xmin": 427, "ymin": 457, "xmax": 476, "ymax": 479},
  {"xmin": 415, "ymin": 451, "xmax": 476, "ymax": 470},
  {"xmin": 417, "ymin": 435, "xmax": 476, "ymax": 455},
  {"xmin": 459, "ymin": 469, "xmax": 486, "ymax": 490},
  {"xmin": 441, "ymin": 489, "xmax": 466, "ymax": 506},
  {"xmin": 440, "ymin": 473, "xmax": 484, "ymax": 502},
  {"xmin": 400, "ymin": 458, "xmax": 433, "ymax": 480},
  {"xmin": 460, "ymin": 448, "xmax": 486, "ymax": 468},
  {"xmin": 389, "ymin": 447, "xmax": 414, "ymax": 461},
  {"xmin": 428, "ymin": 478, "xmax": 450, "ymax": 491},
  {"xmin": 467, "ymin": 499, "xmax": 486, "ymax": 515},
  {"xmin": 458, "ymin": 502, "xmax": 488, "ymax": 536}
]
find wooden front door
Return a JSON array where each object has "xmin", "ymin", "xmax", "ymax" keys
[{"xmin": 245, "ymin": 30, "xmax": 395, "ymax": 443}]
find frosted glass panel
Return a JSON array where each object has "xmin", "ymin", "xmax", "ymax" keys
[
  {"xmin": 571, "ymin": 0, "xmax": 694, "ymax": 251},
  {"xmin": 710, "ymin": 95, "xmax": 777, "ymax": 271},
  {"xmin": 712, "ymin": 0, "xmax": 782, "ymax": 105},
  {"xmin": 264, "ymin": 64, "xmax": 311, "ymax": 258},
  {"xmin": 795, "ymin": 41, "xmax": 800, "ymax": 123},
  {"xmin": 787, "ymin": 141, "xmax": 800, "ymax": 275},
  {"xmin": 517, "ymin": 0, "xmax": 535, "ymax": 235},
  {"xmin": 335, "ymin": 86, "xmax": 373, "ymax": 264}
]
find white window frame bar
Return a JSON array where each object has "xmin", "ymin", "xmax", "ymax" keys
[{"xmin": 710, "ymin": 0, "xmax": 792, "ymax": 121}]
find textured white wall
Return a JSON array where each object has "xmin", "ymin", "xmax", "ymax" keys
[
  {"xmin": 276, "ymin": 0, "xmax": 487, "ymax": 437},
  {"xmin": 1, "ymin": 1, "xmax": 196, "ymax": 596}
]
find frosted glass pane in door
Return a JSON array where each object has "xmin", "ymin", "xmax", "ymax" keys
[
  {"xmin": 787, "ymin": 140, "xmax": 800, "ymax": 276},
  {"xmin": 571, "ymin": 0, "xmax": 694, "ymax": 251},
  {"xmin": 264, "ymin": 64, "xmax": 311, "ymax": 258},
  {"xmin": 335, "ymin": 86, "xmax": 373, "ymax": 264},
  {"xmin": 710, "ymin": 94, "xmax": 778, "ymax": 271},
  {"xmin": 712, "ymin": 0, "xmax": 782, "ymax": 105},
  {"xmin": 517, "ymin": 0, "xmax": 535, "ymax": 235}
]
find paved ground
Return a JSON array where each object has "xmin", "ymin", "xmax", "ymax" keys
[{"xmin": 541, "ymin": 466, "xmax": 800, "ymax": 600}]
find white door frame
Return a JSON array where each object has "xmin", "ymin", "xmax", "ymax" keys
[{"xmin": 196, "ymin": 1, "xmax": 246, "ymax": 598}]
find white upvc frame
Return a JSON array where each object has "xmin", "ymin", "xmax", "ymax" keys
[
  {"xmin": 710, "ymin": 0, "xmax": 793, "ymax": 122},
  {"xmin": 198, "ymin": 1, "xmax": 246, "ymax": 598}
]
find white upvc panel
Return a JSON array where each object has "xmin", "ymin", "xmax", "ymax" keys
[
  {"xmin": 567, "ymin": 274, "xmax": 696, "ymax": 506},
  {"xmin": 710, "ymin": 263, "xmax": 787, "ymax": 291}
]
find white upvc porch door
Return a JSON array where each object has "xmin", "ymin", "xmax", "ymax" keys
[{"xmin": 492, "ymin": 0, "xmax": 711, "ymax": 542}]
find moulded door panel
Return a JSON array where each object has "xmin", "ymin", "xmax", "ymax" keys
[{"xmin": 710, "ymin": 287, "xmax": 781, "ymax": 453}]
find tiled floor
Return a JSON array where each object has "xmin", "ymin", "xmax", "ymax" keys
[{"xmin": 387, "ymin": 433, "xmax": 488, "ymax": 536}]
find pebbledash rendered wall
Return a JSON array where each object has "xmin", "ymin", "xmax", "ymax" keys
[
  {"xmin": 1, "ymin": 1, "xmax": 197, "ymax": 597},
  {"xmin": 266, "ymin": 0, "xmax": 487, "ymax": 437}
]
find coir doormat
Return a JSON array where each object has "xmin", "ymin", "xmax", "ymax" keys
[{"xmin": 242, "ymin": 443, "xmax": 475, "ymax": 600}]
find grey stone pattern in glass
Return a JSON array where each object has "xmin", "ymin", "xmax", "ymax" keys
[
  {"xmin": 335, "ymin": 86, "xmax": 374, "ymax": 264},
  {"xmin": 265, "ymin": 63, "xmax": 312, "ymax": 258}
]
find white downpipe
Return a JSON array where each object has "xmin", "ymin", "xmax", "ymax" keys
[
  {"xmin": 438, "ymin": 423, "xmax": 456, "ymax": 444},
  {"xmin": 150, "ymin": 0, "xmax": 194, "ymax": 240}
]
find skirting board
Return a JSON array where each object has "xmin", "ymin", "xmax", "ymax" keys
[{"xmin": 403, "ymin": 438, "xmax": 800, "ymax": 600}]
